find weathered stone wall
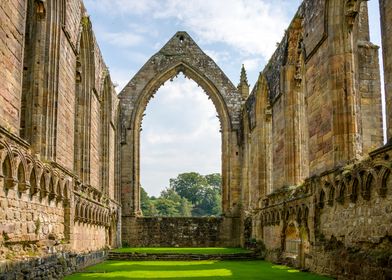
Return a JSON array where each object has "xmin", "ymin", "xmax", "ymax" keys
[
  {"xmin": 0, "ymin": 250, "xmax": 107, "ymax": 280},
  {"xmin": 380, "ymin": 0, "xmax": 392, "ymax": 141},
  {"xmin": 122, "ymin": 217, "xmax": 240, "ymax": 248},
  {"xmin": 0, "ymin": 136, "xmax": 72, "ymax": 259},
  {"xmin": 2, "ymin": 0, "xmax": 391, "ymax": 279},
  {"xmin": 0, "ymin": 0, "xmax": 121, "ymax": 276},
  {"xmin": 240, "ymin": 0, "xmax": 390, "ymax": 279},
  {"xmin": 73, "ymin": 224, "xmax": 107, "ymax": 252},
  {"xmin": 252, "ymin": 146, "xmax": 392, "ymax": 279},
  {"xmin": 0, "ymin": 0, "xmax": 26, "ymax": 135},
  {"xmin": 251, "ymin": 0, "xmax": 383, "ymax": 193}
]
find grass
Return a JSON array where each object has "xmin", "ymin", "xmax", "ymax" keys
[
  {"xmin": 64, "ymin": 260, "xmax": 333, "ymax": 280},
  {"xmin": 111, "ymin": 247, "xmax": 252, "ymax": 254}
]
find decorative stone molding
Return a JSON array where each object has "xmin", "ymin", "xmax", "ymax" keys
[{"xmin": 345, "ymin": 0, "xmax": 360, "ymax": 31}]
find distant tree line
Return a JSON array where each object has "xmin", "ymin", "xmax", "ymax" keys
[{"xmin": 141, "ymin": 172, "xmax": 222, "ymax": 217}]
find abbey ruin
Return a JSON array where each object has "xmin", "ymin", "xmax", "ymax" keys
[{"xmin": 1, "ymin": 0, "xmax": 392, "ymax": 279}]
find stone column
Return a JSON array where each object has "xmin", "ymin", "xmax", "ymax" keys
[
  {"xmin": 380, "ymin": 0, "xmax": 392, "ymax": 141},
  {"xmin": 356, "ymin": 2, "xmax": 383, "ymax": 152}
]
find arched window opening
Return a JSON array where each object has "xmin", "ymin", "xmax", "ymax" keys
[
  {"xmin": 319, "ymin": 189, "xmax": 325, "ymax": 209},
  {"xmin": 362, "ymin": 174, "xmax": 373, "ymax": 200},
  {"xmin": 140, "ymin": 74, "xmax": 222, "ymax": 217},
  {"xmin": 350, "ymin": 178, "xmax": 359, "ymax": 202},
  {"xmin": 2, "ymin": 155, "xmax": 13, "ymax": 191},
  {"xmin": 337, "ymin": 183, "xmax": 346, "ymax": 204},
  {"xmin": 21, "ymin": 0, "xmax": 44, "ymax": 142},
  {"xmin": 328, "ymin": 186, "xmax": 335, "ymax": 206},
  {"xmin": 74, "ymin": 17, "xmax": 95, "ymax": 185},
  {"xmin": 30, "ymin": 169, "xmax": 38, "ymax": 198},
  {"xmin": 39, "ymin": 175, "xmax": 47, "ymax": 202},
  {"xmin": 17, "ymin": 162, "xmax": 27, "ymax": 194},
  {"xmin": 101, "ymin": 76, "xmax": 112, "ymax": 197}
]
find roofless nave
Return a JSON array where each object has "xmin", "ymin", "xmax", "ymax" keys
[{"xmin": 1, "ymin": 0, "xmax": 392, "ymax": 279}]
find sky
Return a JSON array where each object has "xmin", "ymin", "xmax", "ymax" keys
[{"xmin": 84, "ymin": 0, "xmax": 384, "ymax": 197}]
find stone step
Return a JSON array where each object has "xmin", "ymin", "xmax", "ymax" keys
[{"xmin": 107, "ymin": 252, "xmax": 260, "ymax": 261}]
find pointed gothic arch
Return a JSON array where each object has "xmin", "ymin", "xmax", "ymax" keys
[{"xmin": 119, "ymin": 32, "xmax": 242, "ymax": 217}]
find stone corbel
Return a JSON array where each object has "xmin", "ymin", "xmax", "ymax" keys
[
  {"xmin": 264, "ymin": 106, "xmax": 272, "ymax": 120},
  {"xmin": 18, "ymin": 181, "xmax": 30, "ymax": 193},
  {"xmin": 49, "ymin": 191, "xmax": 57, "ymax": 202},
  {"xmin": 361, "ymin": 189, "xmax": 370, "ymax": 201},
  {"xmin": 34, "ymin": 0, "xmax": 46, "ymax": 20},
  {"xmin": 5, "ymin": 177, "xmax": 18, "ymax": 190},
  {"xmin": 345, "ymin": 0, "xmax": 360, "ymax": 31}
]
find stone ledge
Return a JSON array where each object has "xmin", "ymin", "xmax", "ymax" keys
[{"xmin": 107, "ymin": 252, "xmax": 261, "ymax": 261}]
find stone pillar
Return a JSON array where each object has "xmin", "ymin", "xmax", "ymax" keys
[
  {"xmin": 282, "ymin": 18, "xmax": 308, "ymax": 186},
  {"xmin": 380, "ymin": 0, "xmax": 392, "ymax": 141},
  {"xmin": 328, "ymin": 0, "xmax": 362, "ymax": 164},
  {"xmin": 357, "ymin": 2, "xmax": 383, "ymax": 152}
]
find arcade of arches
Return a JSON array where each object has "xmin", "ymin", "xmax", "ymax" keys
[{"xmin": 1, "ymin": 0, "xmax": 392, "ymax": 279}]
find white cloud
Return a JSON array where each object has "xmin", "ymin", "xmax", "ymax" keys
[
  {"xmin": 152, "ymin": 0, "xmax": 294, "ymax": 58},
  {"xmin": 101, "ymin": 31, "xmax": 144, "ymax": 48},
  {"xmin": 204, "ymin": 49, "xmax": 231, "ymax": 64},
  {"xmin": 243, "ymin": 58, "xmax": 263, "ymax": 72},
  {"xmin": 84, "ymin": 0, "xmax": 161, "ymax": 16},
  {"xmin": 140, "ymin": 76, "xmax": 221, "ymax": 196},
  {"xmin": 108, "ymin": 67, "xmax": 135, "ymax": 92},
  {"xmin": 86, "ymin": 0, "xmax": 300, "ymax": 59}
]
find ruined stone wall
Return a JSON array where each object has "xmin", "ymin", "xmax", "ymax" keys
[
  {"xmin": 56, "ymin": 0, "xmax": 81, "ymax": 171},
  {"xmin": 0, "ymin": 136, "xmax": 72, "ymax": 260},
  {"xmin": 253, "ymin": 146, "xmax": 392, "ymax": 279},
  {"xmin": 0, "ymin": 0, "xmax": 121, "ymax": 276},
  {"xmin": 242, "ymin": 0, "xmax": 383, "ymax": 199},
  {"xmin": 241, "ymin": 0, "xmax": 383, "ymax": 224},
  {"xmin": 0, "ymin": 0, "xmax": 26, "ymax": 135},
  {"xmin": 0, "ymin": 250, "xmax": 107, "ymax": 279},
  {"xmin": 380, "ymin": 0, "xmax": 392, "ymax": 141},
  {"xmin": 73, "ymin": 224, "xmax": 107, "ymax": 252},
  {"xmin": 122, "ymin": 217, "xmax": 240, "ymax": 248},
  {"xmin": 240, "ymin": 0, "xmax": 390, "ymax": 279}
]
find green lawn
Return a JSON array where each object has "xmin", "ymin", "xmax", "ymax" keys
[
  {"xmin": 64, "ymin": 260, "xmax": 332, "ymax": 280},
  {"xmin": 111, "ymin": 247, "xmax": 252, "ymax": 254}
]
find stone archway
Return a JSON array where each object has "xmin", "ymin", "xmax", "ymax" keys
[{"xmin": 119, "ymin": 32, "xmax": 243, "ymax": 245}]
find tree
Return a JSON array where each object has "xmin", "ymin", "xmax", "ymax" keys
[
  {"xmin": 170, "ymin": 172, "xmax": 207, "ymax": 204},
  {"xmin": 178, "ymin": 197, "xmax": 193, "ymax": 216},
  {"xmin": 160, "ymin": 187, "xmax": 193, "ymax": 216},
  {"xmin": 160, "ymin": 187, "xmax": 182, "ymax": 203},
  {"xmin": 169, "ymin": 172, "xmax": 222, "ymax": 216},
  {"xmin": 155, "ymin": 197, "xmax": 179, "ymax": 217},
  {"xmin": 205, "ymin": 173, "xmax": 221, "ymax": 189},
  {"xmin": 142, "ymin": 172, "xmax": 222, "ymax": 217},
  {"xmin": 195, "ymin": 186, "xmax": 222, "ymax": 216},
  {"xmin": 141, "ymin": 186, "xmax": 154, "ymax": 216},
  {"xmin": 146, "ymin": 202, "xmax": 159, "ymax": 216}
]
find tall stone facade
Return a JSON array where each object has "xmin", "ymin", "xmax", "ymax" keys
[
  {"xmin": 1, "ymin": 0, "xmax": 392, "ymax": 279},
  {"xmin": 0, "ymin": 0, "xmax": 121, "ymax": 278},
  {"xmin": 380, "ymin": 0, "xmax": 392, "ymax": 141},
  {"xmin": 241, "ymin": 1, "xmax": 392, "ymax": 279}
]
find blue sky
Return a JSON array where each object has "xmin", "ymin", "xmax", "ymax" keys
[{"xmin": 84, "ymin": 0, "xmax": 384, "ymax": 196}]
